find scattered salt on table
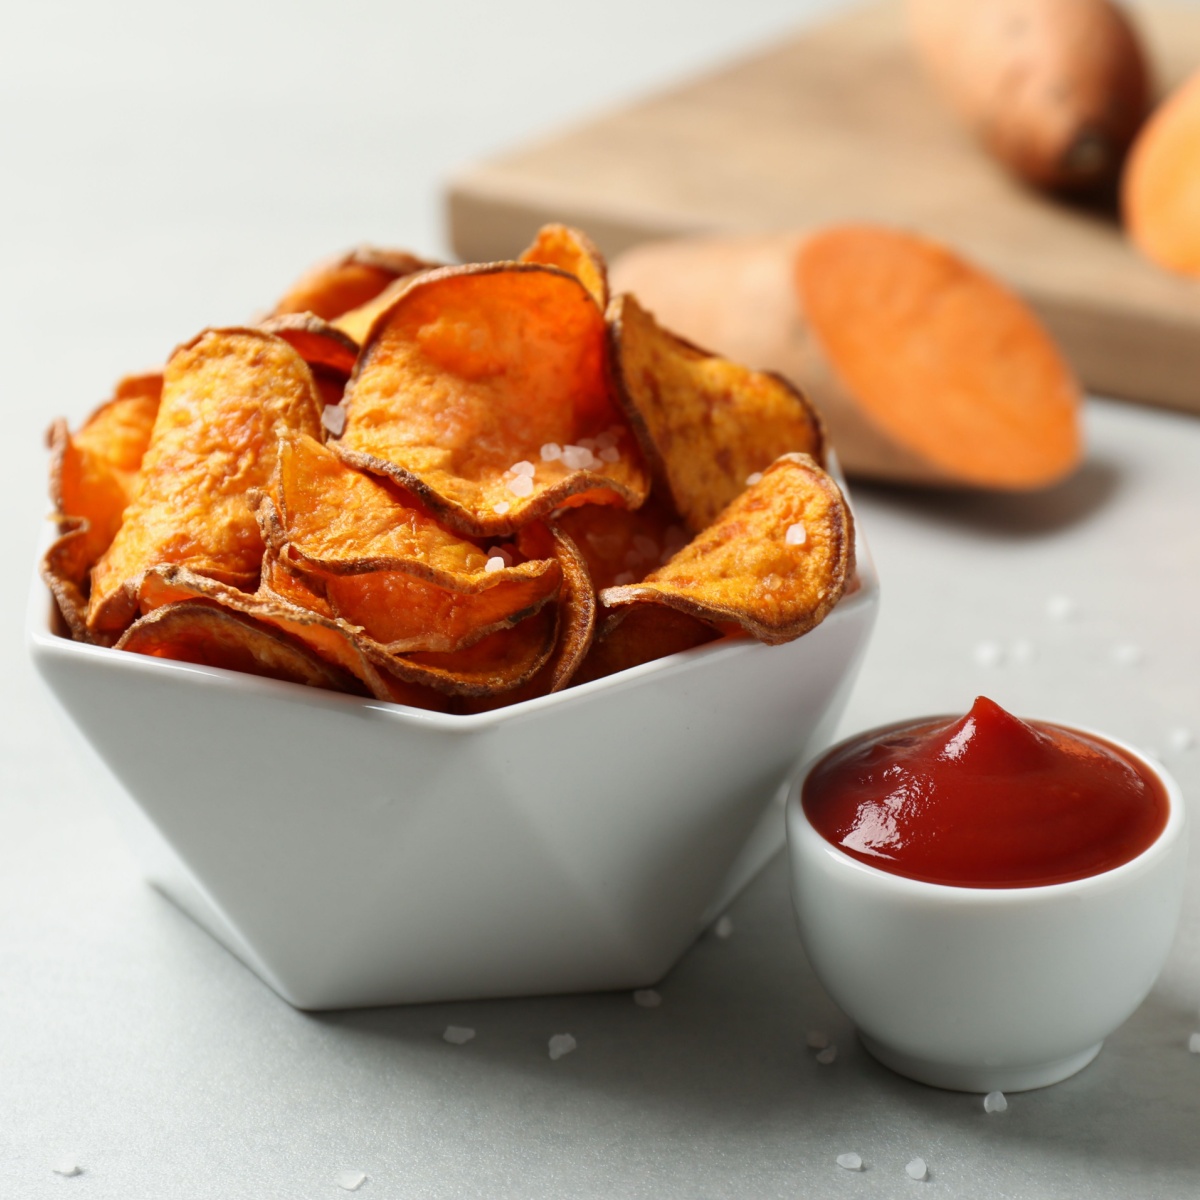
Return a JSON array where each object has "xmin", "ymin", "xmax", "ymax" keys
[
  {"xmin": 1046, "ymin": 595, "xmax": 1077, "ymax": 621},
  {"xmin": 805, "ymin": 1030, "xmax": 829, "ymax": 1050},
  {"xmin": 443, "ymin": 1026, "xmax": 475, "ymax": 1045},
  {"xmin": 815, "ymin": 1045, "xmax": 838, "ymax": 1065},
  {"xmin": 983, "ymin": 1090, "xmax": 1008, "ymax": 1113},
  {"xmin": 336, "ymin": 1170, "xmax": 367, "ymax": 1191},
  {"xmin": 52, "ymin": 1162, "xmax": 82, "ymax": 1177},
  {"xmin": 1188, "ymin": 1032, "xmax": 1200, "ymax": 1054},
  {"xmin": 548, "ymin": 1033, "xmax": 577, "ymax": 1061},
  {"xmin": 713, "ymin": 915, "xmax": 734, "ymax": 940},
  {"xmin": 1111, "ymin": 643, "xmax": 1144, "ymax": 667},
  {"xmin": 633, "ymin": 989, "xmax": 662, "ymax": 1008},
  {"xmin": 973, "ymin": 641, "xmax": 1005, "ymax": 667},
  {"xmin": 836, "ymin": 1153, "xmax": 863, "ymax": 1171},
  {"xmin": 905, "ymin": 1157, "xmax": 928, "ymax": 1181},
  {"xmin": 1009, "ymin": 638, "xmax": 1036, "ymax": 665},
  {"xmin": 1168, "ymin": 728, "xmax": 1196, "ymax": 753}
]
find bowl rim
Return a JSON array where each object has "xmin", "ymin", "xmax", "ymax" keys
[
  {"xmin": 29, "ymin": 509, "xmax": 881, "ymax": 731},
  {"xmin": 787, "ymin": 718, "xmax": 1187, "ymax": 902}
]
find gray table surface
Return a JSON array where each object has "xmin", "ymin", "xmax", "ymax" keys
[{"xmin": 3, "ymin": 1, "xmax": 1198, "ymax": 1196}]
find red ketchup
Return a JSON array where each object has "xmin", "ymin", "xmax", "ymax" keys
[{"xmin": 802, "ymin": 697, "xmax": 1168, "ymax": 888}]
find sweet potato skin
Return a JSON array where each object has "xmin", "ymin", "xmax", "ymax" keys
[{"xmin": 907, "ymin": 0, "xmax": 1149, "ymax": 191}]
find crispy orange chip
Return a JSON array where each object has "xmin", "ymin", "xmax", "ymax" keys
[
  {"xmin": 609, "ymin": 292, "xmax": 825, "ymax": 532},
  {"xmin": 555, "ymin": 492, "xmax": 690, "ymax": 592},
  {"xmin": 273, "ymin": 246, "xmax": 435, "ymax": 321},
  {"xmin": 601, "ymin": 453, "xmax": 853, "ymax": 645},
  {"xmin": 573, "ymin": 604, "xmax": 720, "ymax": 686},
  {"xmin": 520, "ymin": 224, "xmax": 609, "ymax": 310},
  {"xmin": 337, "ymin": 263, "xmax": 649, "ymax": 536},
  {"xmin": 87, "ymin": 328, "xmax": 322, "ymax": 640},
  {"xmin": 116, "ymin": 601, "xmax": 364, "ymax": 692},
  {"xmin": 258, "ymin": 313, "xmax": 359, "ymax": 378}
]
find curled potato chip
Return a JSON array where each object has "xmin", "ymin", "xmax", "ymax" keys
[
  {"xmin": 609, "ymin": 292, "xmax": 825, "ymax": 532},
  {"xmin": 601, "ymin": 453, "xmax": 854, "ymax": 645},
  {"xmin": 258, "ymin": 313, "xmax": 359, "ymax": 378},
  {"xmin": 87, "ymin": 328, "xmax": 323, "ymax": 640},
  {"xmin": 555, "ymin": 492, "xmax": 690, "ymax": 592},
  {"xmin": 572, "ymin": 604, "xmax": 720, "ymax": 686},
  {"xmin": 40, "ymin": 517, "xmax": 93, "ymax": 641},
  {"xmin": 116, "ymin": 601, "xmax": 364, "ymax": 692},
  {"xmin": 520, "ymin": 223, "xmax": 609, "ymax": 310},
  {"xmin": 273, "ymin": 245, "xmax": 436, "ymax": 321},
  {"xmin": 337, "ymin": 263, "xmax": 649, "ymax": 536}
]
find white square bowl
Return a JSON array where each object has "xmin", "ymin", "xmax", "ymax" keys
[{"xmin": 29, "ymin": 524, "xmax": 878, "ymax": 1010}]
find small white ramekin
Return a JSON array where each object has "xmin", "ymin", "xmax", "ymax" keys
[{"xmin": 786, "ymin": 725, "xmax": 1188, "ymax": 1093}]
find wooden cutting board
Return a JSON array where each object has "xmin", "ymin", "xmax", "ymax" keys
[{"xmin": 448, "ymin": 0, "xmax": 1200, "ymax": 414}]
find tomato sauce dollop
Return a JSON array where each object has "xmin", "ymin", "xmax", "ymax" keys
[{"xmin": 802, "ymin": 696, "xmax": 1168, "ymax": 888}]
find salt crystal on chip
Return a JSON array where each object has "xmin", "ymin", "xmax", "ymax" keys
[
  {"xmin": 785, "ymin": 522, "xmax": 807, "ymax": 546},
  {"xmin": 493, "ymin": 501, "xmax": 511, "ymax": 515},
  {"xmin": 836, "ymin": 1153, "xmax": 863, "ymax": 1171},
  {"xmin": 336, "ymin": 1170, "xmax": 367, "ymax": 1191},
  {"xmin": 506, "ymin": 474, "xmax": 535, "ymax": 498},
  {"xmin": 973, "ymin": 641, "xmax": 1005, "ymax": 667},
  {"xmin": 599, "ymin": 446, "xmax": 620, "ymax": 463},
  {"xmin": 52, "ymin": 1162, "xmax": 82, "ymax": 1177},
  {"xmin": 906, "ymin": 1157, "xmax": 928, "ymax": 1181},
  {"xmin": 321, "ymin": 404, "xmax": 346, "ymax": 437},
  {"xmin": 596, "ymin": 429, "xmax": 620, "ymax": 449},
  {"xmin": 548, "ymin": 1033, "xmax": 577, "ymax": 1060},
  {"xmin": 983, "ymin": 1091, "xmax": 1008, "ymax": 1113},
  {"xmin": 443, "ymin": 1025, "xmax": 476, "ymax": 1044},
  {"xmin": 540, "ymin": 443, "xmax": 563, "ymax": 462},
  {"xmin": 614, "ymin": 571, "xmax": 635, "ymax": 585},
  {"xmin": 806, "ymin": 1030, "xmax": 829, "ymax": 1050},
  {"xmin": 713, "ymin": 915, "xmax": 734, "ymax": 939},
  {"xmin": 561, "ymin": 445, "xmax": 596, "ymax": 470},
  {"xmin": 484, "ymin": 557, "xmax": 505, "ymax": 573},
  {"xmin": 745, "ymin": 472, "xmax": 763, "ymax": 486},
  {"xmin": 633, "ymin": 989, "xmax": 662, "ymax": 1008},
  {"xmin": 1167, "ymin": 728, "xmax": 1195, "ymax": 753},
  {"xmin": 1188, "ymin": 1032, "xmax": 1200, "ymax": 1053},
  {"xmin": 1046, "ymin": 595, "xmax": 1077, "ymax": 620},
  {"xmin": 816, "ymin": 1045, "xmax": 838, "ymax": 1065},
  {"xmin": 511, "ymin": 460, "xmax": 535, "ymax": 477}
]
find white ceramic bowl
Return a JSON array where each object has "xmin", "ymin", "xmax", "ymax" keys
[
  {"xmin": 786, "ymin": 726, "xmax": 1188, "ymax": 1093},
  {"xmin": 29, "ymin": 522, "xmax": 878, "ymax": 1010}
]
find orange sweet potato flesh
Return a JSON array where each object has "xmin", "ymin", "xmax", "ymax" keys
[
  {"xmin": 1123, "ymin": 71, "xmax": 1200, "ymax": 277},
  {"xmin": 601, "ymin": 454, "xmax": 853, "ymax": 645},
  {"xmin": 609, "ymin": 293, "xmax": 824, "ymax": 531},
  {"xmin": 87, "ymin": 328, "xmax": 322, "ymax": 639},
  {"xmin": 338, "ymin": 263, "xmax": 648, "ymax": 536},
  {"xmin": 257, "ymin": 313, "xmax": 359, "ymax": 378},
  {"xmin": 520, "ymin": 224, "xmax": 609, "ymax": 310},
  {"xmin": 907, "ymin": 0, "xmax": 1149, "ymax": 191},
  {"xmin": 796, "ymin": 226, "xmax": 1082, "ymax": 489},
  {"xmin": 273, "ymin": 246, "xmax": 435, "ymax": 321},
  {"xmin": 116, "ymin": 601, "xmax": 365, "ymax": 693},
  {"xmin": 572, "ymin": 604, "xmax": 720, "ymax": 687}
]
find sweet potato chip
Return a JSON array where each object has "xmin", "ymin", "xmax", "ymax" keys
[
  {"xmin": 572, "ymin": 604, "xmax": 720, "ymax": 686},
  {"xmin": 87, "ymin": 328, "xmax": 323, "ymax": 640},
  {"xmin": 555, "ymin": 492, "xmax": 690, "ymax": 592},
  {"xmin": 601, "ymin": 453, "xmax": 853, "ymax": 645},
  {"xmin": 40, "ymin": 518, "xmax": 93, "ymax": 641},
  {"xmin": 337, "ymin": 263, "xmax": 649, "ymax": 536},
  {"xmin": 609, "ymin": 292, "xmax": 825, "ymax": 532},
  {"xmin": 520, "ymin": 223, "xmax": 609, "ymax": 310},
  {"xmin": 258, "ymin": 313, "xmax": 359, "ymax": 378},
  {"xmin": 273, "ymin": 246, "xmax": 435, "ymax": 321},
  {"xmin": 116, "ymin": 601, "xmax": 364, "ymax": 692}
]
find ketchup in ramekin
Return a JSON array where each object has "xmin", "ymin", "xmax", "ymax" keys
[{"xmin": 802, "ymin": 696, "xmax": 1169, "ymax": 888}]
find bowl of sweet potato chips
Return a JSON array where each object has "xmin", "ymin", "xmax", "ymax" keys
[{"xmin": 30, "ymin": 226, "xmax": 878, "ymax": 1008}]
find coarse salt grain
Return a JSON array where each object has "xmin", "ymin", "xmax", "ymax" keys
[
  {"xmin": 52, "ymin": 1162, "xmax": 82, "ymax": 1177},
  {"xmin": 836, "ymin": 1153, "xmax": 863, "ymax": 1171},
  {"xmin": 1046, "ymin": 594, "xmax": 1077, "ymax": 620},
  {"xmin": 599, "ymin": 446, "xmax": 620, "ymax": 463},
  {"xmin": 1168, "ymin": 728, "xmax": 1195, "ymax": 753},
  {"xmin": 815, "ymin": 1045, "xmax": 838, "ymax": 1065},
  {"xmin": 321, "ymin": 404, "xmax": 346, "ymax": 436},
  {"xmin": 805, "ymin": 1030, "xmax": 829, "ymax": 1050},
  {"xmin": 493, "ymin": 501, "xmax": 511, "ymax": 515},
  {"xmin": 1188, "ymin": 1032, "xmax": 1200, "ymax": 1053},
  {"xmin": 540, "ymin": 442, "xmax": 563, "ymax": 462},
  {"xmin": 595, "ymin": 429, "xmax": 619, "ymax": 449},
  {"xmin": 713, "ymin": 915, "xmax": 734, "ymax": 939},
  {"xmin": 633, "ymin": 989, "xmax": 662, "ymax": 1008},
  {"xmin": 905, "ymin": 1157, "xmax": 928, "ymax": 1181},
  {"xmin": 548, "ymin": 1033, "xmax": 577, "ymax": 1061},
  {"xmin": 1111, "ymin": 643, "xmax": 1144, "ymax": 667},
  {"xmin": 1009, "ymin": 638, "xmax": 1036, "ymax": 665},
  {"xmin": 973, "ymin": 641, "xmax": 1005, "ymax": 667},
  {"xmin": 633, "ymin": 535, "xmax": 659, "ymax": 559},
  {"xmin": 506, "ymin": 473, "xmax": 534, "ymax": 498},
  {"xmin": 745, "ymin": 472, "xmax": 763, "ymax": 486},
  {"xmin": 443, "ymin": 1025, "xmax": 476, "ymax": 1045},
  {"xmin": 510, "ymin": 460, "xmax": 535, "ymax": 477},
  {"xmin": 561, "ymin": 445, "xmax": 596, "ymax": 470},
  {"xmin": 785, "ymin": 522, "xmax": 807, "ymax": 547},
  {"xmin": 484, "ymin": 556, "xmax": 505, "ymax": 573},
  {"xmin": 983, "ymin": 1090, "xmax": 1008, "ymax": 1113},
  {"xmin": 336, "ymin": 1170, "xmax": 367, "ymax": 1191}
]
